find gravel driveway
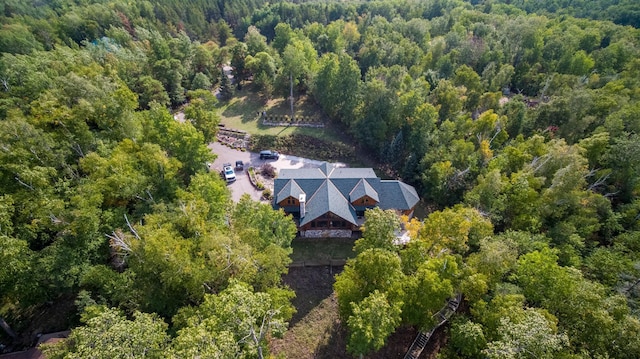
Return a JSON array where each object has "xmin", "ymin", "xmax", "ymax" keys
[{"xmin": 208, "ymin": 142, "xmax": 345, "ymax": 202}]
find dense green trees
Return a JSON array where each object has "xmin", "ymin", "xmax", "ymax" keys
[
  {"xmin": 0, "ymin": 3, "xmax": 299, "ymax": 355},
  {"xmin": 42, "ymin": 307, "xmax": 170, "ymax": 359},
  {"xmin": 2, "ymin": 0, "xmax": 640, "ymax": 357},
  {"xmin": 42, "ymin": 281, "xmax": 291, "ymax": 359}
]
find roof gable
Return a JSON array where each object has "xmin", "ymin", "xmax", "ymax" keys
[
  {"xmin": 274, "ymin": 162, "xmax": 420, "ymax": 222},
  {"xmin": 349, "ymin": 178, "xmax": 380, "ymax": 202},
  {"xmin": 300, "ymin": 180, "xmax": 357, "ymax": 226},
  {"xmin": 318, "ymin": 162, "xmax": 334, "ymax": 176},
  {"xmin": 275, "ymin": 179, "xmax": 305, "ymax": 203}
]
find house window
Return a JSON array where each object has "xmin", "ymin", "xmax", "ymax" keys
[
  {"xmin": 364, "ymin": 197, "xmax": 368, "ymax": 203},
  {"xmin": 356, "ymin": 210, "xmax": 365, "ymax": 217},
  {"xmin": 331, "ymin": 220, "xmax": 347, "ymax": 228},
  {"xmin": 317, "ymin": 221, "xmax": 328, "ymax": 228}
]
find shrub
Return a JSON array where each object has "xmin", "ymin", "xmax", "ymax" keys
[
  {"xmin": 256, "ymin": 181, "xmax": 265, "ymax": 190},
  {"xmin": 262, "ymin": 188, "xmax": 272, "ymax": 200},
  {"xmin": 261, "ymin": 163, "xmax": 277, "ymax": 178}
]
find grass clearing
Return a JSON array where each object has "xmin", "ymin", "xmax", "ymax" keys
[
  {"xmin": 290, "ymin": 238, "xmax": 356, "ymax": 263},
  {"xmin": 216, "ymin": 86, "xmax": 379, "ymax": 167},
  {"xmin": 216, "ymin": 88, "xmax": 349, "ymax": 143}
]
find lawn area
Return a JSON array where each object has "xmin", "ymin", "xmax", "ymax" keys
[
  {"xmin": 290, "ymin": 238, "xmax": 356, "ymax": 264},
  {"xmin": 217, "ymin": 87, "xmax": 348, "ymax": 143},
  {"xmin": 216, "ymin": 86, "xmax": 378, "ymax": 167}
]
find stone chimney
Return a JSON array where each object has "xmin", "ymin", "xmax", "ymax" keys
[{"xmin": 299, "ymin": 194, "xmax": 306, "ymax": 217}]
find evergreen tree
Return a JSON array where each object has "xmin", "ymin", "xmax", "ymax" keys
[{"xmin": 219, "ymin": 71, "xmax": 234, "ymax": 101}]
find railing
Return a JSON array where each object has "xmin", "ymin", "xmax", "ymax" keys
[{"xmin": 403, "ymin": 293, "xmax": 462, "ymax": 359}]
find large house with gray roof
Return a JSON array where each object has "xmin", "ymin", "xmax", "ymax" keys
[{"xmin": 273, "ymin": 163, "xmax": 420, "ymax": 238}]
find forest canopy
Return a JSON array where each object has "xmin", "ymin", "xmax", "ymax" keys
[{"xmin": 1, "ymin": 0, "xmax": 640, "ymax": 358}]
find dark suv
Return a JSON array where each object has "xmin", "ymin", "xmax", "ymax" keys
[{"xmin": 259, "ymin": 150, "xmax": 280, "ymax": 160}]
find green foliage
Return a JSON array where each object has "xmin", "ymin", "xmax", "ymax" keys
[
  {"xmin": 450, "ymin": 318, "xmax": 487, "ymax": 358},
  {"xmin": 346, "ymin": 290, "xmax": 402, "ymax": 356},
  {"xmin": 171, "ymin": 281, "xmax": 290, "ymax": 359},
  {"xmin": 483, "ymin": 309, "xmax": 569, "ymax": 359},
  {"xmin": 0, "ymin": 23, "xmax": 44, "ymax": 54},
  {"xmin": 219, "ymin": 71, "xmax": 234, "ymax": 101},
  {"xmin": 354, "ymin": 208, "xmax": 402, "ymax": 254},
  {"xmin": 401, "ymin": 206, "xmax": 493, "ymax": 272},
  {"xmin": 3, "ymin": 0, "xmax": 640, "ymax": 357},
  {"xmin": 190, "ymin": 72, "xmax": 212, "ymax": 90},
  {"xmin": 334, "ymin": 248, "xmax": 405, "ymax": 320},
  {"xmin": 231, "ymin": 196, "xmax": 296, "ymax": 250},
  {"xmin": 41, "ymin": 307, "xmax": 170, "ymax": 359},
  {"xmin": 0, "ymin": 236, "xmax": 33, "ymax": 302},
  {"xmin": 402, "ymin": 259, "xmax": 456, "ymax": 329},
  {"xmin": 140, "ymin": 105, "xmax": 213, "ymax": 182},
  {"xmin": 183, "ymin": 96, "xmax": 221, "ymax": 143}
]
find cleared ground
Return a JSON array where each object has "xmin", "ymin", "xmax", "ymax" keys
[{"xmin": 209, "ymin": 142, "xmax": 346, "ymax": 202}]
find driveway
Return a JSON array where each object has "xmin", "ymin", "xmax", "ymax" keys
[{"xmin": 208, "ymin": 142, "xmax": 345, "ymax": 202}]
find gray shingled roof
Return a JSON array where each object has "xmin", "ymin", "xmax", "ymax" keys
[
  {"xmin": 275, "ymin": 179, "xmax": 305, "ymax": 203},
  {"xmin": 278, "ymin": 167, "xmax": 326, "ymax": 179},
  {"xmin": 377, "ymin": 180, "xmax": 420, "ymax": 210},
  {"xmin": 330, "ymin": 178, "xmax": 361, "ymax": 197},
  {"xmin": 318, "ymin": 162, "xmax": 334, "ymax": 176},
  {"xmin": 274, "ymin": 162, "xmax": 420, "ymax": 225},
  {"xmin": 349, "ymin": 178, "xmax": 380, "ymax": 202},
  {"xmin": 300, "ymin": 180, "xmax": 357, "ymax": 226},
  {"xmin": 329, "ymin": 167, "xmax": 377, "ymax": 179}
]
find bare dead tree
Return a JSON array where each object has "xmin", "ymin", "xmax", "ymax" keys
[
  {"xmin": 604, "ymin": 191, "xmax": 619, "ymax": 198},
  {"xmin": 529, "ymin": 155, "xmax": 551, "ymax": 173},
  {"xmin": 489, "ymin": 126, "xmax": 503, "ymax": 144},
  {"xmin": 0, "ymin": 317, "xmax": 16, "ymax": 339},
  {"xmin": 71, "ymin": 142, "xmax": 85, "ymax": 158},
  {"xmin": 29, "ymin": 147, "xmax": 45, "ymax": 165},
  {"xmin": 238, "ymin": 308, "xmax": 283, "ymax": 359},
  {"xmin": 134, "ymin": 190, "xmax": 155, "ymax": 205},
  {"xmin": 106, "ymin": 229, "xmax": 132, "ymax": 271},
  {"xmin": 124, "ymin": 214, "xmax": 141, "ymax": 240},
  {"xmin": 587, "ymin": 171, "xmax": 610, "ymax": 192},
  {"xmin": 14, "ymin": 176, "xmax": 34, "ymax": 190},
  {"xmin": 49, "ymin": 214, "xmax": 67, "ymax": 225},
  {"xmin": 106, "ymin": 229, "xmax": 132, "ymax": 253}
]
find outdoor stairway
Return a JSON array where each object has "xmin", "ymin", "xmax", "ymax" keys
[{"xmin": 403, "ymin": 293, "xmax": 462, "ymax": 359}]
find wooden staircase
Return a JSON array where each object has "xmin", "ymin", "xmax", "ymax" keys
[{"xmin": 403, "ymin": 293, "xmax": 462, "ymax": 359}]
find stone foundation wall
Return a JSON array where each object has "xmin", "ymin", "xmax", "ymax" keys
[{"xmin": 300, "ymin": 229, "xmax": 352, "ymax": 238}]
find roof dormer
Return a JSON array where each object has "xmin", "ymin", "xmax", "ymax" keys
[{"xmin": 349, "ymin": 179, "xmax": 379, "ymax": 206}]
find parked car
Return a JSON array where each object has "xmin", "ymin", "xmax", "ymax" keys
[
  {"xmin": 222, "ymin": 163, "xmax": 236, "ymax": 182},
  {"xmin": 235, "ymin": 160, "xmax": 244, "ymax": 171},
  {"xmin": 259, "ymin": 150, "xmax": 280, "ymax": 160}
]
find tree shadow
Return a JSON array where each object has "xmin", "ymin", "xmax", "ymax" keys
[
  {"xmin": 283, "ymin": 265, "xmax": 341, "ymax": 327},
  {"xmin": 313, "ymin": 320, "xmax": 349, "ymax": 359},
  {"xmin": 220, "ymin": 89, "xmax": 267, "ymax": 123},
  {"xmin": 314, "ymin": 323, "xmax": 419, "ymax": 359},
  {"xmin": 367, "ymin": 325, "xmax": 418, "ymax": 359}
]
